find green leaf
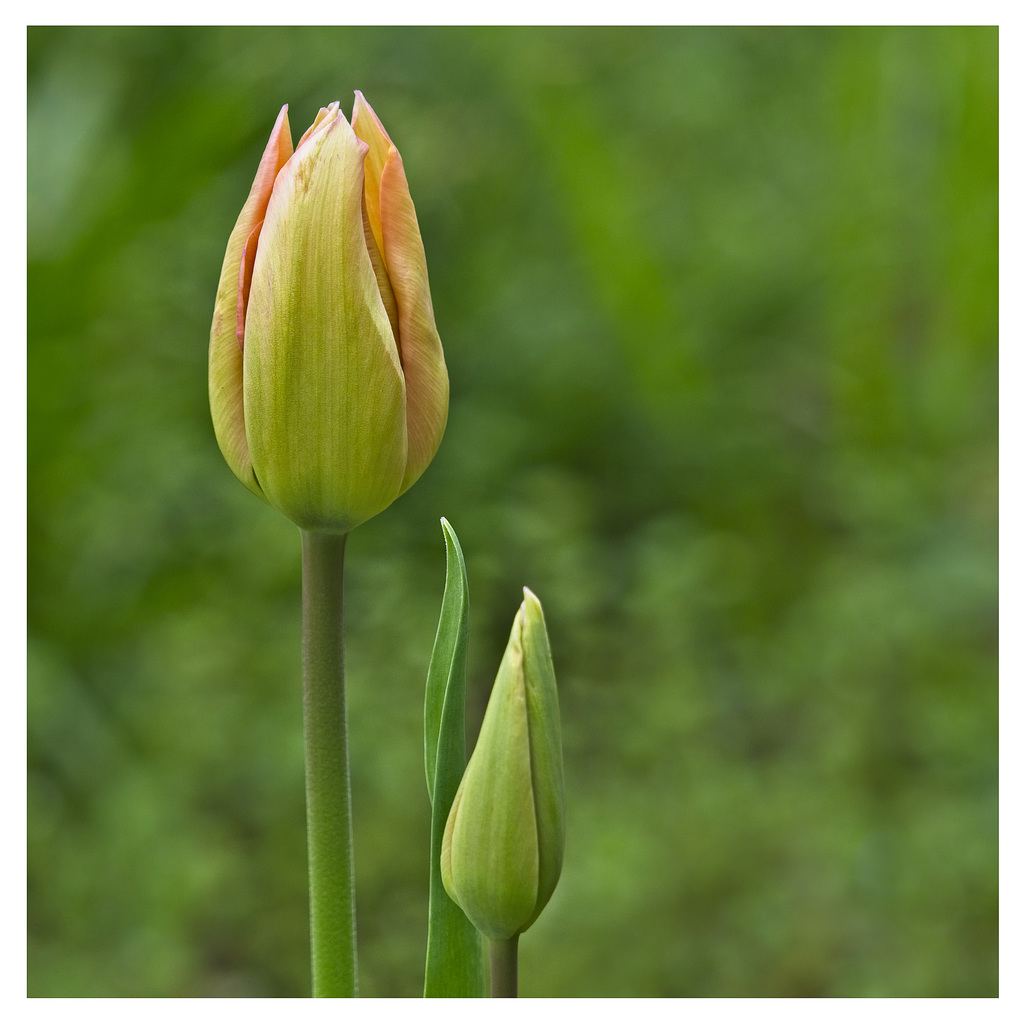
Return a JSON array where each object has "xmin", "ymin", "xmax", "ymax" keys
[{"xmin": 422, "ymin": 518, "xmax": 486, "ymax": 997}]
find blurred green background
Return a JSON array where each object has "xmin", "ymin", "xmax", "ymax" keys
[{"xmin": 27, "ymin": 26, "xmax": 997, "ymax": 997}]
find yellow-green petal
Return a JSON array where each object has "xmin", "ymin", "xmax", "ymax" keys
[{"xmin": 243, "ymin": 109, "xmax": 407, "ymax": 532}]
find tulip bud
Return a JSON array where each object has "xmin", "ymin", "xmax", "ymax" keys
[
  {"xmin": 440, "ymin": 588, "xmax": 565, "ymax": 941},
  {"xmin": 209, "ymin": 94, "xmax": 448, "ymax": 532}
]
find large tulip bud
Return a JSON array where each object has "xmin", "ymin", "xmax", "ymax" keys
[{"xmin": 209, "ymin": 94, "xmax": 448, "ymax": 532}]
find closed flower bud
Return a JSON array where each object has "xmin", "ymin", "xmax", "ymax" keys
[
  {"xmin": 209, "ymin": 94, "xmax": 448, "ymax": 532},
  {"xmin": 441, "ymin": 588, "xmax": 565, "ymax": 941}
]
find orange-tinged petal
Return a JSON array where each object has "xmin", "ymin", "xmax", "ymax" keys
[
  {"xmin": 351, "ymin": 90, "xmax": 391, "ymax": 267},
  {"xmin": 236, "ymin": 219, "xmax": 263, "ymax": 350},
  {"xmin": 378, "ymin": 145, "xmax": 449, "ymax": 494},
  {"xmin": 362, "ymin": 192, "xmax": 400, "ymax": 346},
  {"xmin": 353, "ymin": 91, "xmax": 448, "ymax": 494},
  {"xmin": 209, "ymin": 105, "xmax": 293, "ymax": 498}
]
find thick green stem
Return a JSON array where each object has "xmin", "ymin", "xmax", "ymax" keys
[
  {"xmin": 301, "ymin": 530, "xmax": 357, "ymax": 997},
  {"xmin": 489, "ymin": 936, "xmax": 519, "ymax": 997}
]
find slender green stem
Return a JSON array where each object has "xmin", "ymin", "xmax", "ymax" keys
[
  {"xmin": 488, "ymin": 936, "xmax": 519, "ymax": 997},
  {"xmin": 301, "ymin": 530, "xmax": 357, "ymax": 997}
]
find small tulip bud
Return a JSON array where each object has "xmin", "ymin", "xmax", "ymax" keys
[
  {"xmin": 441, "ymin": 588, "xmax": 565, "ymax": 941},
  {"xmin": 209, "ymin": 94, "xmax": 448, "ymax": 532}
]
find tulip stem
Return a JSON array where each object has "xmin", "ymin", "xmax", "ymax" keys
[
  {"xmin": 301, "ymin": 529, "xmax": 357, "ymax": 997},
  {"xmin": 488, "ymin": 936, "xmax": 519, "ymax": 997}
]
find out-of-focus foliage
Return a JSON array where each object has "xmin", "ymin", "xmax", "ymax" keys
[{"xmin": 27, "ymin": 26, "xmax": 997, "ymax": 997}]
